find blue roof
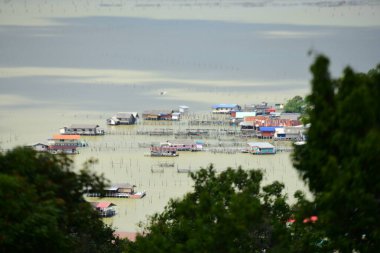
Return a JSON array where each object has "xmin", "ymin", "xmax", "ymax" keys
[
  {"xmin": 259, "ymin": 126, "xmax": 278, "ymax": 132},
  {"xmin": 212, "ymin": 104, "xmax": 239, "ymax": 109}
]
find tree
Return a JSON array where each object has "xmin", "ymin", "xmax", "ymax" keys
[
  {"xmin": 293, "ymin": 55, "xmax": 380, "ymax": 252},
  {"xmin": 283, "ymin": 95, "xmax": 307, "ymax": 114},
  {"xmin": 0, "ymin": 147, "xmax": 126, "ymax": 253},
  {"xmin": 127, "ymin": 165, "xmax": 293, "ymax": 253}
]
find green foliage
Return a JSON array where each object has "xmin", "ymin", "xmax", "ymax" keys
[
  {"xmin": 283, "ymin": 95, "xmax": 307, "ymax": 114},
  {"xmin": 128, "ymin": 165, "xmax": 293, "ymax": 253},
  {"xmin": 293, "ymin": 55, "xmax": 380, "ymax": 252},
  {"xmin": 0, "ymin": 147, "xmax": 126, "ymax": 253}
]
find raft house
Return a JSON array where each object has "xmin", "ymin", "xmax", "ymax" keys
[
  {"xmin": 48, "ymin": 134, "xmax": 88, "ymax": 147},
  {"xmin": 90, "ymin": 202, "xmax": 117, "ymax": 217},
  {"xmin": 212, "ymin": 104, "xmax": 241, "ymax": 114},
  {"xmin": 161, "ymin": 139, "xmax": 203, "ymax": 151},
  {"xmin": 60, "ymin": 124, "xmax": 105, "ymax": 136},
  {"xmin": 150, "ymin": 144, "xmax": 178, "ymax": 157},
  {"xmin": 246, "ymin": 142, "xmax": 276, "ymax": 155},
  {"xmin": 107, "ymin": 112, "xmax": 139, "ymax": 125},
  {"xmin": 87, "ymin": 183, "xmax": 146, "ymax": 199}
]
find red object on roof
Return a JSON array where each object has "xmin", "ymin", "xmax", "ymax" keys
[
  {"xmin": 96, "ymin": 202, "xmax": 114, "ymax": 209},
  {"xmin": 52, "ymin": 134, "xmax": 81, "ymax": 140}
]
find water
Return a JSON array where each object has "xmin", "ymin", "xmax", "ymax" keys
[
  {"xmin": 1, "ymin": 0, "xmax": 379, "ymax": 233},
  {"xmin": 0, "ymin": 109, "xmax": 307, "ymax": 233}
]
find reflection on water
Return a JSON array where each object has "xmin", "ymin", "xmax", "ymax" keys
[{"xmin": 0, "ymin": 108, "xmax": 309, "ymax": 233}]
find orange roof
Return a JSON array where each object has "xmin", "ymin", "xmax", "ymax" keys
[{"xmin": 52, "ymin": 134, "xmax": 80, "ymax": 140}]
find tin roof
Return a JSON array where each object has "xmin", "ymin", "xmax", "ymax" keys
[
  {"xmin": 166, "ymin": 140, "xmax": 196, "ymax": 145},
  {"xmin": 212, "ymin": 104, "xmax": 239, "ymax": 109},
  {"xmin": 69, "ymin": 124, "xmax": 99, "ymax": 129},
  {"xmin": 32, "ymin": 143, "xmax": 48, "ymax": 147},
  {"xmin": 247, "ymin": 142, "xmax": 275, "ymax": 149},
  {"xmin": 259, "ymin": 126, "xmax": 278, "ymax": 132},
  {"xmin": 116, "ymin": 112, "xmax": 134, "ymax": 118},
  {"xmin": 142, "ymin": 110, "xmax": 172, "ymax": 115},
  {"xmin": 105, "ymin": 183, "xmax": 134, "ymax": 191}
]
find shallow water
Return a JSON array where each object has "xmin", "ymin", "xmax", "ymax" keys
[{"xmin": 0, "ymin": 108, "xmax": 308, "ymax": 232}]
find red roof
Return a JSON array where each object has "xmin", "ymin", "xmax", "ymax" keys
[{"xmin": 96, "ymin": 202, "xmax": 114, "ymax": 209}]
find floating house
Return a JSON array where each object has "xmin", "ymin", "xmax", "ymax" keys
[
  {"xmin": 247, "ymin": 142, "xmax": 276, "ymax": 155},
  {"xmin": 212, "ymin": 104, "xmax": 241, "ymax": 114},
  {"xmin": 163, "ymin": 140, "xmax": 201, "ymax": 151},
  {"xmin": 274, "ymin": 126, "xmax": 307, "ymax": 141},
  {"xmin": 48, "ymin": 145, "xmax": 79, "ymax": 155},
  {"xmin": 142, "ymin": 110, "xmax": 173, "ymax": 120},
  {"xmin": 87, "ymin": 183, "xmax": 146, "ymax": 198},
  {"xmin": 30, "ymin": 143, "xmax": 49, "ymax": 152},
  {"xmin": 48, "ymin": 134, "xmax": 88, "ymax": 147},
  {"xmin": 91, "ymin": 202, "xmax": 117, "ymax": 217},
  {"xmin": 107, "ymin": 112, "xmax": 139, "ymax": 125},
  {"xmin": 150, "ymin": 144, "xmax": 178, "ymax": 157},
  {"xmin": 60, "ymin": 124, "xmax": 105, "ymax": 136}
]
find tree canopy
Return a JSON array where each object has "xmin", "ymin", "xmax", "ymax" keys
[
  {"xmin": 0, "ymin": 147, "xmax": 126, "ymax": 253},
  {"xmin": 293, "ymin": 55, "xmax": 380, "ymax": 252},
  {"xmin": 283, "ymin": 95, "xmax": 307, "ymax": 114},
  {"xmin": 127, "ymin": 165, "xmax": 295, "ymax": 253}
]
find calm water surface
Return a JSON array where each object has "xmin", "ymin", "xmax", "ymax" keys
[{"xmin": 0, "ymin": 108, "xmax": 307, "ymax": 232}]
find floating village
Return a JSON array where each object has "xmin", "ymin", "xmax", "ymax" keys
[{"xmin": 27, "ymin": 102, "xmax": 307, "ymax": 218}]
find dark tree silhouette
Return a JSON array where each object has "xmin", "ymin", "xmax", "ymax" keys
[
  {"xmin": 293, "ymin": 55, "xmax": 380, "ymax": 252},
  {"xmin": 0, "ymin": 147, "xmax": 126, "ymax": 253}
]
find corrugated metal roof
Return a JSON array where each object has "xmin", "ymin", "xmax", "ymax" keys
[
  {"xmin": 113, "ymin": 183, "xmax": 134, "ymax": 189},
  {"xmin": 105, "ymin": 183, "xmax": 134, "ymax": 191},
  {"xmin": 212, "ymin": 104, "xmax": 239, "ymax": 109},
  {"xmin": 142, "ymin": 110, "xmax": 172, "ymax": 115},
  {"xmin": 166, "ymin": 140, "xmax": 195, "ymax": 145},
  {"xmin": 52, "ymin": 134, "xmax": 80, "ymax": 140},
  {"xmin": 69, "ymin": 124, "xmax": 99, "ymax": 129},
  {"xmin": 116, "ymin": 112, "xmax": 135, "ymax": 118},
  {"xmin": 259, "ymin": 126, "xmax": 278, "ymax": 132},
  {"xmin": 247, "ymin": 142, "xmax": 275, "ymax": 149}
]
